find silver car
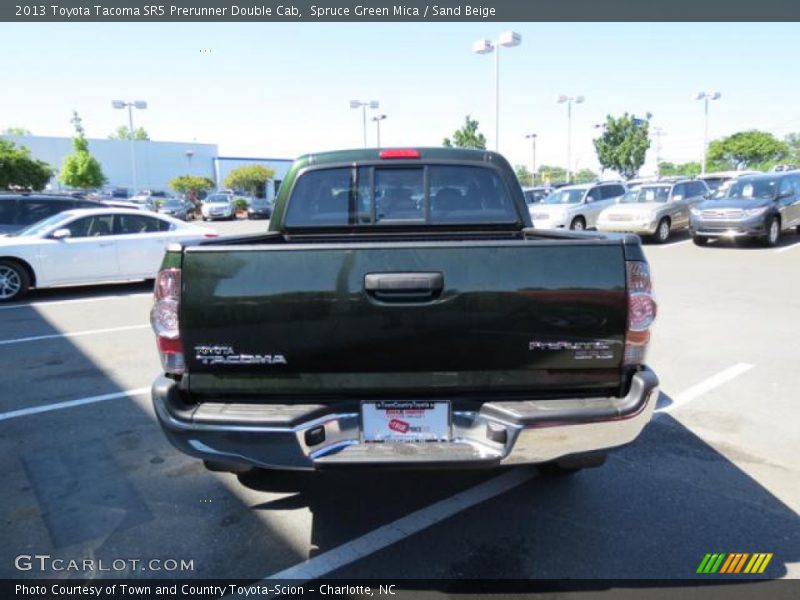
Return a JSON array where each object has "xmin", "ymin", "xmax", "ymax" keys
[
  {"xmin": 597, "ymin": 179, "xmax": 710, "ymax": 243},
  {"xmin": 530, "ymin": 182, "xmax": 627, "ymax": 231}
]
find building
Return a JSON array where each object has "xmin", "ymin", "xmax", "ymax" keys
[{"xmin": 0, "ymin": 134, "xmax": 293, "ymax": 198}]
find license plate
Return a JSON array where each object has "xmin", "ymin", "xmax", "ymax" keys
[{"xmin": 362, "ymin": 401, "xmax": 450, "ymax": 443}]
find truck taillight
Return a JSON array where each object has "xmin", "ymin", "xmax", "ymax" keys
[
  {"xmin": 624, "ymin": 261, "xmax": 657, "ymax": 366},
  {"xmin": 151, "ymin": 268, "xmax": 185, "ymax": 375}
]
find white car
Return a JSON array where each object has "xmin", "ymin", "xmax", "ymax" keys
[
  {"xmin": 530, "ymin": 182, "xmax": 627, "ymax": 231},
  {"xmin": 0, "ymin": 208, "xmax": 217, "ymax": 301},
  {"xmin": 201, "ymin": 193, "xmax": 235, "ymax": 221}
]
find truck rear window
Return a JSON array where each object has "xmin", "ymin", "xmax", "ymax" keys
[{"xmin": 284, "ymin": 165, "xmax": 519, "ymax": 227}]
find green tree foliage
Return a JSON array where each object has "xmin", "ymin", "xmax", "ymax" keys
[
  {"xmin": 658, "ymin": 161, "xmax": 701, "ymax": 177},
  {"xmin": 2, "ymin": 127, "xmax": 32, "ymax": 136},
  {"xmin": 707, "ymin": 130, "xmax": 788, "ymax": 171},
  {"xmin": 785, "ymin": 133, "xmax": 800, "ymax": 164},
  {"xmin": 443, "ymin": 115, "xmax": 487, "ymax": 150},
  {"xmin": 169, "ymin": 175, "xmax": 215, "ymax": 197},
  {"xmin": 537, "ymin": 165, "xmax": 567, "ymax": 185},
  {"xmin": 60, "ymin": 111, "xmax": 106, "ymax": 190},
  {"xmin": 0, "ymin": 140, "xmax": 53, "ymax": 190},
  {"xmin": 593, "ymin": 113, "xmax": 651, "ymax": 179},
  {"xmin": 515, "ymin": 165, "xmax": 533, "ymax": 186},
  {"xmin": 573, "ymin": 169, "xmax": 598, "ymax": 184},
  {"xmin": 223, "ymin": 164, "xmax": 275, "ymax": 195},
  {"xmin": 108, "ymin": 126, "xmax": 150, "ymax": 141}
]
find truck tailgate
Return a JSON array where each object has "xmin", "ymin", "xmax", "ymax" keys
[{"xmin": 180, "ymin": 240, "xmax": 627, "ymax": 397}]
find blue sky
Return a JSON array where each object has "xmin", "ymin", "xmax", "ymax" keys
[{"xmin": 2, "ymin": 22, "xmax": 800, "ymax": 174}]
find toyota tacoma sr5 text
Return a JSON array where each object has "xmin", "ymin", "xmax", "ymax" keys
[{"xmin": 150, "ymin": 148, "xmax": 659, "ymax": 475}]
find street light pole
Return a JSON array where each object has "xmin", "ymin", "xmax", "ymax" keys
[
  {"xmin": 371, "ymin": 114, "xmax": 387, "ymax": 148},
  {"xmin": 350, "ymin": 100, "xmax": 379, "ymax": 148},
  {"xmin": 525, "ymin": 133, "xmax": 537, "ymax": 185},
  {"xmin": 112, "ymin": 100, "xmax": 147, "ymax": 193},
  {"xmin": 653, "ymin": 127, "xmax": 666, "ymax": 176},
  {"xmin": 696, "ymin": 92, "xmax": 721, "ymax": 174},
  {"xmin": 558, "ymin": 95, "xmax": 584, "ymax": 183},
  {"xmin": 472, "ymin": 31, "xmax": 521, "ymax": 152}
]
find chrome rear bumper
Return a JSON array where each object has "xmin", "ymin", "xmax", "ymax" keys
[{"xmin": 153, "ymin": 368, "xmax": 659, "ymax": 470}]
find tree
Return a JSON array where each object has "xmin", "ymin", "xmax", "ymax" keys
[
  {"xmin": 658, "ymin": 161, "xmax": 701, "ymax": 177},
  {"xmin": 593, "ymin": 113, "xmax": 651, "ymax": 179},
  {"xmin": 108, "ymin": 126, "xmax": 150, "ymax": 141},
  {"xmin": 515, "ymin": 165, "xmax": 533, "ymax": 186},
  {"xmin": 443, "ymin": 115, "xmax": 487, "ymax": 150},
  {"xmin": 706, "ymin": 130, "xmax": 788, "ymax": 171},
  {"xmin": 2, "ymin": 127, "xmax": 32, "ymax": 136},
  {"xmin": 785, "ymin": 133, "xmax": 800, "ymax": 164},
  {"xmin": 573, "ymin": 168, "xmax": 598, "ymax": 184},
  {"xmin": 60, "ymin": 111, "xmax": 106, "ymax": 190},
  {"xmin": 537, "ymin": 165, "xmax": 567, "ymax": 185},
  {"xmin": 224, "ymin": 164, "xmax": 275, "ymax": 196},
  {"xmin": 0, "ymin": 140, "xmax": 52, "ymax": 190},
  {"xmin": 170, "ymin": 175, "xmax": 215, "ymax": 197}
]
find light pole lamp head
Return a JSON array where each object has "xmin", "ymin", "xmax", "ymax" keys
[
  {"xmin": 575, "ymin": 96, "xmax": 585, "ymax": 104},
  {"xmin": 185, "ymin": 150, "xmax": 194, "ymax": 158},
  {"xmin": 711, "ymin": 92, "xmax": 721, "ymax": 100},
  {"xmin": 498, "ymin": 31, "xmax": 522, "ymax": 47},
  {"xmin": 557, "ymin": 95, "xmax": 568, "ymax": 104},
  {"xmin": 369, "ymin": 100, "xmax": 380, "ymax": 109},
  {"xmin": 133, "ymin": 101, "xmax": 148, "ymax": 110},
  {"xmin": 525, "ymin": 133, "xmax": 537, "ymax": 139},
  {"xmin": 472, "ymin": 39, "xmax": 494, "ymax": 54},
  {"xmin": 695, "ymin": 92, "xmax": 707, "ymax": 100},
  {"xmin": 112, "ymin": 100, "xmax": 126, "ymax": 109},
  {"xmin": 349, "ymin": 100, "xmax": 362, "ymax": 109},
  {"xmin": 372, "ymin": 114, "xmax": 387, "ymax": 122}
]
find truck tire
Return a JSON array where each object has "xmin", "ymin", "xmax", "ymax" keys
[
  {"xmin": 692, "ymin": 235, "xmax": 709, "ymax": 247},
  {"xmin": 540, "ymin": 453, "xmax": 607, "ymax": 476},
  {"xmin": 0, "ymin": 259, "xmax": 31, "ymax": 302}
]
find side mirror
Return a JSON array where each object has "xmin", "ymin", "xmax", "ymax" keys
[{"xmin": 51, "ymin": 228, "xmax": 72, "ymax": 240}]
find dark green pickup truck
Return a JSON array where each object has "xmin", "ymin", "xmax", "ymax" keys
[{"xmin": 150, "ymin": 148, "xmax": 659, "ymax": 474}]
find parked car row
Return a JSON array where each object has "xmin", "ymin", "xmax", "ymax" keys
[{"xmin": 527, "ymin": 170, "xmax": 800, "ymax": 246}]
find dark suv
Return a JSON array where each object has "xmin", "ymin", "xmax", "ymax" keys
[
  {"xmin": 689, "ymin": 173, "xmax": 800, "ymax": 247},
  {"xmin": 0, "ymin": 194, "xmax": 105, "ymax": 235}
]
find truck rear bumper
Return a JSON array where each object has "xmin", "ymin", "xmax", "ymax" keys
[{"xmin": 152, "ymin": 368, "xmax": 659, "ymax": 470}]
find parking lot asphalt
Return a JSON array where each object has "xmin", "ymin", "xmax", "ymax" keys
[{"xmin": 1, "ymin": 218, "xmax": 798, "ymax": 584}]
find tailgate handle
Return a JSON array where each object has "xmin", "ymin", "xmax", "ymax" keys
[{"xmin": 364, "ymin": 272, "xmax": 443, "ymax": 301}]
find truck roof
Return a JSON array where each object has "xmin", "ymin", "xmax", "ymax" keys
[{"xmin": 295, "ymin": 147, "xmax": 503, "ymax": 167}]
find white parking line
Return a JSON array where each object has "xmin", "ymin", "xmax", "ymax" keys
[
  {"xmin": 656, "ymin": 362, "xmax": 754, "ymax": 415},
  {"xmin": 775, "ymin": 239, "xmax": 800, "ymax": 253},
  {"xmin": 0, "ymin": 324, "xmax": 150, "ymax": 346},
  {"xmin": 0, "ymin": 388, "xmax": 150, "ymax": 422},
  {"xmin": 0, "ymin": 293, "xmax": 151, "ymax": 311},
  {"xmin": 251, "ymin": 467, "xmax": 535, "ymax": 587}
]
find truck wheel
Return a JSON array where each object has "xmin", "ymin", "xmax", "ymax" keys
[
  {"xmin": 761, "ymin": 217, "xmax": 780, "ymax": 247},
  {"xmin": 692, "ymin": 235, "xmax": 709, "ymax": 247},
  {"xmin": 569, "ymin": 217, "xmax": 586, "ymax": 231},
  {"xmin": 653, "ymin": 218, "xmax": 671, "ymax": 244},
  {"xmin": 540, "ymin": 453, "xmax": 607, "ymax": 476},
  {"xmin": 0, "ymin": 259, "xmax": 31, "ymax": 302}
]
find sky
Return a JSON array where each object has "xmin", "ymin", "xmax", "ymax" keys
[{"xmin": 2, "ymin": 22, "xmax": 800, "ymax": 175}]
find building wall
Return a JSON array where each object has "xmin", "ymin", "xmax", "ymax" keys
[{"xmin": 2, "ymin": 134, "xmax": 219, "ymax": 193}]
